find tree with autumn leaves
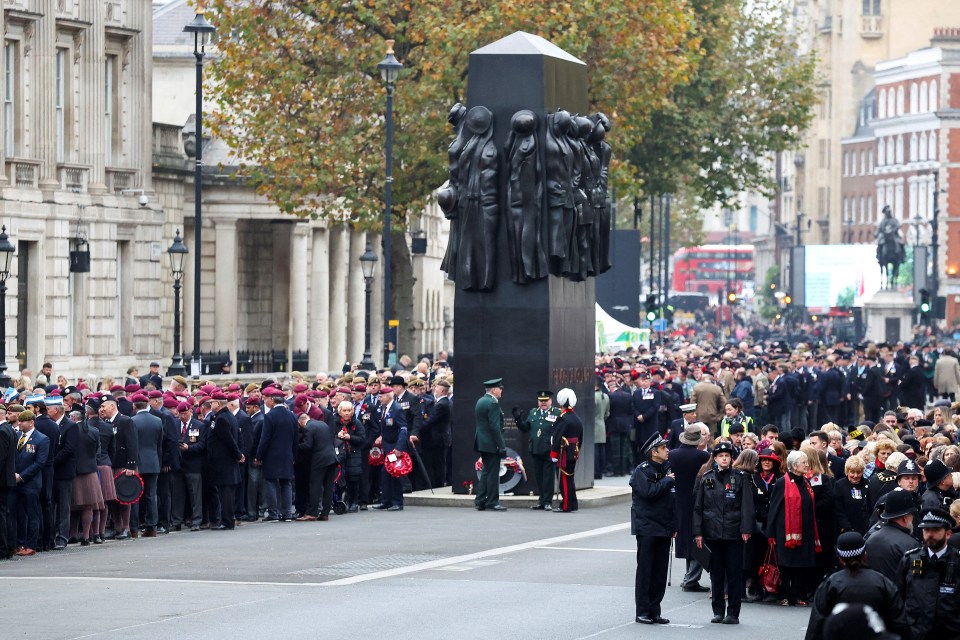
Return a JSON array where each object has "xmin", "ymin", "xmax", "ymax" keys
[{"xmin": 207, "ymin": 0, "xmax": 815, "ymax": 344}]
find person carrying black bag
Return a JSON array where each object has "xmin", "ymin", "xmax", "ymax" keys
[{"xmin": 693, "ymin": 441, "xmax": 755, "ymax": 625}]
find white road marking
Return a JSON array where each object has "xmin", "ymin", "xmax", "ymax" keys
[
  {"xmin": 572, "ymin": 596, "xmax": 711, "ymax": 639},
  {"xmin": 535, "ymin": 546, "xmax": 634, "ymax": 553},
  {"xmin": 3, "ymin": 522, "xmax": 631, "ymax": 588}
]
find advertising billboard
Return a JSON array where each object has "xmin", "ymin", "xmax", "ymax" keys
[{"xmin": 803, "ymin": 244, "xmax": 884, "ymax": 311}]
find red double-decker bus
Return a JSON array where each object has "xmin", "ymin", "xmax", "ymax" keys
[{"xmin": 671, "ymin": 244, "xmax": 754, "ymax": 296}]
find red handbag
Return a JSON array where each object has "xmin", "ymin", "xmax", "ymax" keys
[{"xmin": 758, "ymin": 540, "xmax": 780, "ymax": 594}]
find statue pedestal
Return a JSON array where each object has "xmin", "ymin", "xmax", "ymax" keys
[{"xmin": 864, "ymin": 289, "xmax": 915, "ymax": 343}]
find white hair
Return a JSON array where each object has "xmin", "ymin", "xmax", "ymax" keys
[{"xmin": 786, "ymin": 450, "xmax": 807, "ymax": 472}]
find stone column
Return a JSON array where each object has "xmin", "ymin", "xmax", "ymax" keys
[
  {"xmin": 36, "ymin": 0, "xmax": 59, "ymax": 195},
  {"xmin": 214, "ymin": 219, "xmax": 238, "ymax": 363},
  {"xmin": 289, "ymin": 226, "xmax": 309, "ymax": 353},
  {"xmin": 346, "ymin": 229, "xmax": 365, "ymax": 363},
  {"xmin": 85, "ymin": 0, "xmax": 106, "ymax": 193},
  {"xmin": 327, "ymin": 224, "xmax": 347, "ymax": 369},
  {"xmin": 309, "ymin": 225, "xmax": 330, "ymax": 372},
  {"xmin": 369, "ymin": 232, "xmax": 384, "ymax": 370}
]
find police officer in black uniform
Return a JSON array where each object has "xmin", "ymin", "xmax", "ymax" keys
[
  {"xmin": 898, "ymin": 508, "xmax": 960, "ymax": 640},
  {"xmin": 693, "ymin": 441, "xmax": 754, "ymax": 625},
  {"xmin": 920, "ymin": 459, "xmax": 956, "ymax": 513},
  {"xmin": 630, "ymin": 432, "xmax": 677, "ymax": 625},
  {"xmin": 805, "ymin": 531, "xmax": 908, "ymax": 640},
  {"xmin": 864, "ymin": 489, "xmax": 919, "ymax": 582}
]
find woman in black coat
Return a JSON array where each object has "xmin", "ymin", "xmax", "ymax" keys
[
  {"xmin": 747, "ymin": 448, "xmax": 782, "ymax": 601},
  {"xmin": 833, "ymin": 455, "xmax": 871, "ymax": 535},
  {"xmin": 766, "ymin": 450, "xmax": 820, "ymax": 606},
  {"xmin": 333, "ymin": 401, "xmax": 366, "ymax": 512},
  {"xmin": 693, "ymin": 442, "xmax": 755, "ymax": 625},
  {"xmin": 803, "ymin": 447, "xmax": 837, "ymax": 592},
  {"xmin": 70, "ymin": 419, "xmax": 104, "ymax": 545}
]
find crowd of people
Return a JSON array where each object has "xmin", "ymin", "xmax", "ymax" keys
[
  {"xmin": 611, "ymin": 337, "xmax": 960, "ymax": 638},
  {"xmin": 0, "ymin": 359, "xmax": 454, "ymax": 558}
]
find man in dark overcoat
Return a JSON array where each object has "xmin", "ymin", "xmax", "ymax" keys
[{"xmin": 671, "ymin": 424, "xmax": 711, "ymax": 592}]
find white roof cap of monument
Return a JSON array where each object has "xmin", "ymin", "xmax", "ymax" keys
[{"xmin": 472, "ymin": 31, "xmax": 585, "ymax": 65}]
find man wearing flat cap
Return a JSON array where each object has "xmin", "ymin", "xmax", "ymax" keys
[
  {"xmin": 630, "ymin": 432, "xmax": 678, "ymax": 624},
  {"xmin": 898, "ymin": 508, "xmax": 960, "ymax": 639},
  {"xmin": 474, "ymin": 378, "xmax": 507, "ymax": 512},
  {"xmin": 513, "ymin": 390, "xmax": 561, "ymax": 511},
  {"xmin": 13, "ymin": 410, "xmax": 49, "ymax": 556}
]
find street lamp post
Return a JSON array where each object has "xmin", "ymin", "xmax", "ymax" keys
[
  {"xmin": 183, "ymin": 2, "xmax": 215, "ymax": 378},
  {"xmin": 377, "ymin": 40, "xmax": 402, "ymax": 369},
  {"xmin": 0, "ymin": 226, "xmax": 14, "ymax": 388},
  {"xmin": 359, "ymin": 242, "xmax": 378, "ymax": 371},
  {"xmin": 167, "ymin": 230, "xmax": 189, "ymax": 377}
]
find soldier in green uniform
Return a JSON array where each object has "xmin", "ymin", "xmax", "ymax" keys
[
  {"xmin": 474, "ymin": 378, "xmax": 507, "ymax": 512},
  {"xmin": 513, "ymin": 390, "xmax": 561, "ymax": 511}
]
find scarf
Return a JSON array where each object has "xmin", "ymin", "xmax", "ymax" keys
[{"xmin": 783, "ymin": 473, "xmax": 821, "ymax": 552}]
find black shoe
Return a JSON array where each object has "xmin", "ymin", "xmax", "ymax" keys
[
  {"xmin": 359, "ymin": 505, "xmax": 368, "ymax": 511},
  {"xmin": 93, "ymin": 535, "xmax": 104, "ymax": 545},
  {"xmin": 53, "ymin": 543, "xmax": 66, "ymax": 551},
  {"xmin": 652, "ymin": 617, "xmax": 670, "ymax": 624},
  {"xmin": 682, "ymin": 583, "xmax": 710, "ymax": 593},
  {"xmin": 711, "ymin": 615, "xmax": 724, "ymax": 624},
  {"xmin": 744, "ymin": 593, "xmax": 762, "ymax": 603},
  {"xmin": 489, "ymin": 505, "xmax": 508, "ymax": 511},
  {"xmin": 156, "ymin": 527, "xmax": 168, "ymax": 535},
  {"xmin": 635, "ymin": 616, "xmax": 654, "ymax": 625},
  {"xmin": 80, "ymin": 539, "xmax": 90, "ymax": 547},
  {"xmin": 721, "ymin": 616, "xmax": 739, "ymax": 625},
  {"xmin": 103, "ymin": 529, "xmax": 118, "ymax": 540},
  {"xmin": 115, "ymin": 531, "xmax": 130, "ymax": 541},
  {"xmin": 190, "ymin": 525, "xmax": 200, "ymax": 532},
  {"xmin": 371, "ymin": 504, "xmax": 389, "ymax": 510},
  {"xmin": 386, "ymin": 505, "xmax": 403, "ymax": 511},
  {"xmin": 347, "ymin": 505, "xmax": 359, "ymax": 514},
  {"xmin": 68, "ymin": 537, "xmax": 79, "ymax": 544},
  {"xmin": 243, "ymin": 516, "xmax": 258, "ymax": 522},
  {"xmin": 215, "ymin": 524, "xmax": 234, "ymax": 530},
  {"xmin": 529, "ymin": 504, "xmax": 546, "ymax": 510},
  {"xmin": 262, "ymin": 516, "xmax": 278, "ymax": 522}
]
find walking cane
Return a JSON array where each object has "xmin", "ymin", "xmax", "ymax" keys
[
  {"xmin": 667, "ymin": 537, "xmax": 674, "ymax": 587},
  {"xmin": 409, "ymin": 441, "xmax": 434, "ymax": 494}
]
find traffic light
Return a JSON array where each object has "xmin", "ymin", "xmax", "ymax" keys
[
  {"xmin": 726, "ymin": 291, "xmax": 737, "ymax": 304},
  {"xmin": 919, "ymin": 288, "xmax": 931, "ymax": 319},
  {"xmin": 783, "ymin": 294, "xmax": 793, "ymax": 306},
  {"xmin": 645, "ymin": 294, "xmax": 657, "ymax": 322}
]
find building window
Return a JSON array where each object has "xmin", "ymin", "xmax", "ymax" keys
[
  {"xmin": 896, "ymin": 87, "xmax": 905, "ymax": 115},
  {"xmin": 868, "ymin": 195, "xmax": 873, "ymax": 221},
  {"xmin": 749, "ymin": 205, "xmax": 758, "ymax": 234},
  {"xmin": 930, "ymin": 80, "xmax": 938, "ymax": 111},
  {"xmin": 863, "ymin": 0, "xmax": 881, "ymax": 15},
  {"xmin": 909, "ymin": 180, "xmax": 918, "ymax": 218},
  {"xmin": 895, "ymin": 135, "xmax": 904, "ymax": 165},
  {"xmin": 843, "ymin": 197, "xmax": 849, "ymax": 222},
  {"xmin": 860, "ymin": 150, "xmax": 866, "ymax": 175},
  {"xmin": 919, "ymin": 133, "xmax": 928, "ymax": 161},
  {"xmin": 877, "ymin": 139, "xmax": 885, "ymax": 165},
  {"xmin": 3, "ymin": 40, "xmax": 17, "ymax": 157},
  {"xmin": 868, "ymin": 150, "xmax": 874, "ymax": 172},
  {"xmin": 878, "ymin": 89, "xmax": 887, "ymax": 119},
  {"xmin": 887, "ymin": 90, "xmax": 895, "ymax": 118},
  {"xmin": 895, "ymin": 182, "xmax": 903, "ymax": 219},
  {"xmin": 920, "ymin": 81, "xmax": 929, "ymax": 112},
  {"xmin": 105, "ymin": 54, "xmax": 119, "ymax": 166},
  {"xmin": 910, "ymin": 83, "xmax": 919, "ymax": 113},
  {"xmin": 929, "ymin": 132, "xmax": 937, "ymax": 161},
  {"xmin": 909, "ymin": 133, "xmax": 918, "ymax": 163},
  {"xmin": 859, "ymin": 197, "xmax": 865, "ymax": 224}
]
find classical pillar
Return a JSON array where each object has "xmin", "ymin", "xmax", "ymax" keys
[
  {"xmin": 214, "ymin": 219, "xmax": 238, "ymax": 363},
  {"xmin": 369, "ymin": 232, "xmax": 384, "ymax": 370},
  {"xmin": 289, "ymin": 226, "xmax": 309, "ymax": 353},
  {"xmin": 327, "ymin": 224, "xmax": 347, "ymax": 369},
  {"xmin": 36, "ymin": 0, "xmax": 59, "ymax": 194},
  {"xmin": 346, "ymin": 228, "xmax": 365, "ymax": 363},
  {"xmin": 85, "ymin": 0, "xmax": 106, "ymax": 193},
  {"xmin": 309, "ymin": 225, "xmax": 330, "ymax": 372}
]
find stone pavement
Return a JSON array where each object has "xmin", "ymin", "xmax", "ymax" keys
[{"xmin": 0, "ymin": 487, "xmax": 810, "ymax": 640}]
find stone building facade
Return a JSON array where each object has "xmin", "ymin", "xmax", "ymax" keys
[{"xmin": 0, "ymin": 0, "xmax": 453, "ymax": 381}]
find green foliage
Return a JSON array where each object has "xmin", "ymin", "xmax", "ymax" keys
[
  {"xmin": 758, "ymin": 265, "xmax": 781, "ymax": 320},
  {"xmin": 631, "ymin": 0, "xmax": 818, "ymax": 206},
  {"xmin": 207, "ymin": 0, "xmax": 698, "ymax": 228},
  {"xmin": 835, "ymin": 286, "xmax": 854, "ymax": 308}
]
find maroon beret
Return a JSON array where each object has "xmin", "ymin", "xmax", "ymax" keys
[
  {"xmin": 162, "ymin": 396, "xmax": 179, "ymax": 409},
  {"xmin": 226, "ymin": 383, "xmax": 241, "ymax": 392},
  {"xmin": 176, "ymin": 402, "xmax": 192, "ymax": 413},
  {"xmin": 226, "ymin": 393, "xmax": 241, "ymax": 402},
  {"xmin": 352, "ymin": 384, "xmax": 367, "ymax": 393},
  {"xmin": 244, "ymin": 396, "xmax": 260, "ymax": 406},
  {"xmin": 379, "ymin": 388, "xmax": 393, "ymax": 396},
  {"xmin": 147, "ymin": 390, "xmax": 163, "ymax": 399},
  {"xmin": 129, "ymin": 393, "xmax": 148, "ymax": 403},
  {"xmin": 124, "ymin": 384, "xmax": 141, "ymax": 393},
  {"xmin": 294, "ymin": 394, "xmax": 309, "ymax": 406},
  {"xmin": 109, "ymin": 385, "xmax": 124, "ymax": 392},
  {"xmin": 210, "ymin": 391, "xmax": 228, "ymax": 401}
]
